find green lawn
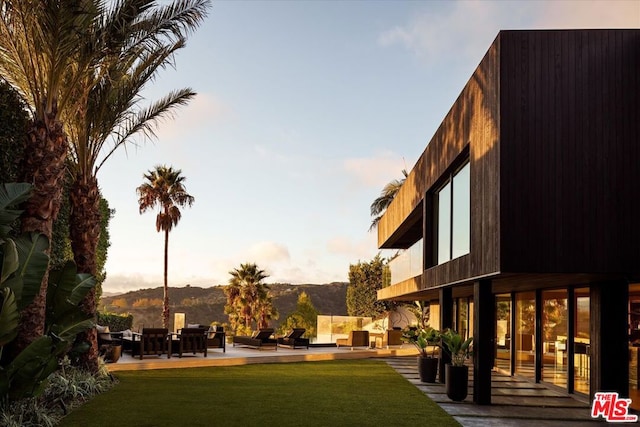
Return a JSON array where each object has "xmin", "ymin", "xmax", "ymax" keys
[{"xmin": 59, "ymin": 360, "xmax": 460, "ymax": 427}]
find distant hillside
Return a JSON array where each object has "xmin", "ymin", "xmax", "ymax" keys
[{"xmin": 99, "ymin": 282, "xmax": 348, "ymax": 331}]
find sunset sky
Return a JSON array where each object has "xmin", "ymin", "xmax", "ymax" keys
[{"xmin": 98, "ymin": 0, "xmax": 639, "ymax": 293}]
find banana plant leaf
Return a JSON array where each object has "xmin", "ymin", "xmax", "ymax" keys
[
  {"xmin": 0, "ymin": 183, "xmax": 32, "ymax": 237},
  {"xmin": 6, "ymin": 336, "xmax": 59, "ymax": 399},
  {"xmin": 0, "ymin": 287, "xmax": 18, "ymax": 346},
  {"xmin": 3, "ymin": 233, "xmax": 48, "ymax": 310},
  {"xmin": 46, "ymin": 261, "xmax": 97, "ymax": 341},
  {"xmin": 0, "ymin": 239, "xmax": 18, "ymax": 283}
]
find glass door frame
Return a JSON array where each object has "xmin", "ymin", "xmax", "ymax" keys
[{"xmin": 503, "ymin": 286, "xmax": 592, "ymax": 396}]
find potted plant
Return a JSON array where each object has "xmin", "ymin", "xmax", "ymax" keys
[
  {"xmin": 440, "ymin": 328, "xmax": 473, "ymax": 401},
  {"xmin": 403, "ymin": 326, "xmax": 440, "ymax": 383}
]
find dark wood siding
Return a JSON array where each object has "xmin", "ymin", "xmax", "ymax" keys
[
  {"xmin": 420, "ymin": 34, "xmax": 501, "ymax": 288},
  {"xmin": 380, "ymin": 33, "xmax": 501, "ymax": 290},
  {"xmin": 500, "ymin": 30, "xmax": 640, "ymax": 274}
]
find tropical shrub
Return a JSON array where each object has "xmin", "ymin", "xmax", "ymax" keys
[
  {"xmin": 440, "ymin": 329, "xmax": 473, "ymax": 366},
  {"xmin": 403, "ymin": 326, "xmax": 440, "ymax": 358},
  {"xmin": 0, "ymin": 183, "xmax": 97, "ymax": 402},
  {"xmin": 0, "ymin": 358, "xmax": 114, "ymax": 426}
]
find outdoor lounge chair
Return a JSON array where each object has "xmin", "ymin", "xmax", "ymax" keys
[
  {"xmin": 172, "ymin": 327, "xmax": 207, "ymax": 358},
  {"xmin": 232, "ymin": 328, "xmax": 277, "ymax": 350},
  {"xmin": 131, "ymin": 328, "xmax": 170, "ymax": 360},
  {"xmin": 277, "ymin": 328, "xmax": 309, "ymax": 349},
  {"xmin": 336, "ymin": 330, "xmax": 370, "ymax": 350},
  {"xmin": 380, "ymin": 329, "xmax": 403, "ymax": 349}
]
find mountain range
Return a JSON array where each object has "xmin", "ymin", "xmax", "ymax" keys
[{"xmin": 99, "ymin": 282, "xmax": 349, "ymax": 331}]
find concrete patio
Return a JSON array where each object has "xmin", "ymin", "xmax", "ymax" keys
[{"xmin": 384, "ymin": 357, "xmax": 613, "ymax": 426}]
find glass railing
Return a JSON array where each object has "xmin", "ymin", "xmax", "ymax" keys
[
  {"xmin": 315, "ymin": 315, "xmax": 373, "ymax": 344},
  {"xmin": 388, "ymin": 239, "xmax": 423, "ymax": 286}
]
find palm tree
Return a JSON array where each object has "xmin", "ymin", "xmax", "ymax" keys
[
  {"xmin": 0, "ymin": 0, "xmax": 102, "ymax": 350},
  {"xmin": 224, "ymin": 263, "xmax": 277, "ymax": 334},
  {"xmin": 65, "ymin": 0, "xmax": 209, "ymax": 370},
  {"xmin": 369, "ymin": 169, "xmax": 408, "ymax": 231},
  {"xmin": 137, "ymin": 165, "xmax": 194, "ymax": 329}
]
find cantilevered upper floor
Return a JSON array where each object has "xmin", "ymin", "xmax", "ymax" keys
[{"xmin": 378, "ymin": 29, "xmax": 640, "ymax": 301}]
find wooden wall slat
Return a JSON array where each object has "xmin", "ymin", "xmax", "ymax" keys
[
  {"xmin": 380, "ymin": 30, "xmax": 640, "ymax": 299},
  {"xmin": 500, "ymin": 30, "xmax": 640, "ymax": 275}
]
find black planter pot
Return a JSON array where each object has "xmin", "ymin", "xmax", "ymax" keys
[
  {"xmin": 417, "ymin": 356, "xmax": 439, "ymax": 383},
  {"xmin": 445, "ymin": 364, "xmax": 469, "ymax": 401}
]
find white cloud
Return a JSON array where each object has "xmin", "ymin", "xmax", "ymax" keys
[
  {"xmin": 247, "ymin": 241, "xmax": 291, "ymax": 265},
  {"xmin": 103, "ymin": 274, "xmax": 163, "ymax": 294},
  {"xmin": 378, "ymin": 1, "xmax": 639, "ymax": 66},
  {"xmin": 343, "ymin": 150, "xmax": 408, "ymax": 188},
  {"xmin": 326, "ymin": 234, "xmax": 378, "ymax": 260},
  {"xmin": 253, "ymin": 144, "xmax": 292, "ymax": 163},
  {"xmin": 154, "ymin": 92, "xmax": 232, "ymax": 141},
  {"xmin": 378, "ymin": 1, "xmax": 516, "ymax": 65}
]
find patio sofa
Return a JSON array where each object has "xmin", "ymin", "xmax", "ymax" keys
[
  {"xmin": 182, "ymin": 324, "xmax": 226, "ymax": 352},
  {"xmin": 171, "ymin": 327, "xmax": 207, "ymax": 358},
  {"xmin": 128, "ymin": 328, "xmax": 170, "ymax": 360},
  {"xmin": 233, "ymin": 328, "xmax": 277, "ymax": 350}
]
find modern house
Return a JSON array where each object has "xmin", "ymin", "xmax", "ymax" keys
[{"xmin": 377, "ymin": 29, "xmax": 640, "ymax": 405}]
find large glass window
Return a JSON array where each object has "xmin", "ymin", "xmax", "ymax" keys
[
  {"xmin": 437, "ymin": 162, "xmax": 470, "ymax": 264},
  {"xmin": 437, "ymin": 182, "xmax": 451, "ymax": 264},
  {"xmin": 515, "ymin": 292, "xmax": 536, "ymax": 379},
  {"xmin": 452, "ymin": 163, "xmax": 470, "ymax": 258},
  {"xmin": 541, "ymin": 290, "xmax": 568, "ymax": 388},
  {"xmin": 574, "ymin": 288, "xmax": 590, "ymax": 394},
  {"xmin": 495, "ymin": 294, "xmax": 511, "ymax": 372}
]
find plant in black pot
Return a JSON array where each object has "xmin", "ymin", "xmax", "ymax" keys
[
  {"xmin": 403, "ymin": 326, "xmax": 440, "ymax": 383},
  {"xmin": 440, "ymin": 328, "xmax": 473, "ymax": 401}
]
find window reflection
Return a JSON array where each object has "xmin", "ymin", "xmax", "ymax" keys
[
  {"xmin": 452, "ymin": 162, "xmax": 470, "ymax": 258},
  {"xmin": 437, "ymin": 181, "xmax": 451, "ymax": 264},
  {"xmin": 436, "ymin": 162, "xmax": 470, "ymax": 264}
]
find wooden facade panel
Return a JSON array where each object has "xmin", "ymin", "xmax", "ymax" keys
[
  {"xmin": 469, "ymin": 38, "xmax": 501, "ymax": 279},
  {"xmin": 500, "ymin": 30, "xmax": 640, "ymax": 275},
  {"xmin": 380, "ymin": 30, "xmax": 639, "ymax": 301},
  {"xmin": 380, "ymin": 35, "xmax": 501, "ymax": 290},
  {"xmin": 377, "ymin": 275, "xmax": 422, "ymax": 301}
]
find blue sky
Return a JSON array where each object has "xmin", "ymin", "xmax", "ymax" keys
[{"xmin": 99, "ymin": 0, "xmax": 639, "ymax": 293}]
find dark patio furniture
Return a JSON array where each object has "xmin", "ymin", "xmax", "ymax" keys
[
  {"xmin": 277, "ymin": 328, "xmax": 309, "ymax": 349},
  {"xmin": 97, "ymin": 326, "xmax": 122, "ymax": 363},
  {"xmin": 232, "ymin": 328, "xmax": 277, "ymax": 350},
  {"xmin": 379, "ymin": 329, "xmax": 403, "ymax": 349},
  {"xmin": 131, "ymin": 328, "xmax": 170, "ymax": 359},
  {"xmin": 206, "ymin": 326, "xmax": 226, "ymax": 352},
  {"xmin": 171, "ymin": 328, "xmax": 207, "ymax": 358},
  {"xmin": 336, "ymin": 330, "xmax": 369, "ymax": 350}
]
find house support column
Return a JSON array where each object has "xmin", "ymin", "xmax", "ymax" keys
[
  {"xmin": 439, "ymin": 287, "xmax": 453, "ymax": 383},
  {"xmin": 473, "ymin": 279, "xmax": 493, "ymax": 404},
  {"xmin": 590, "ymin": 280, "xmax": 629, "ymax": 399}
]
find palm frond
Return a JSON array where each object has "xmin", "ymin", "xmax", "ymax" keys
[{"xmin": 368, "ymin": 170, "xmax": 408, "ymax": 231}]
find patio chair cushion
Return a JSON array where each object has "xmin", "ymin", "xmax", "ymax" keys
[
  {"xmin": 284, "ymin": 328, "xmax": 306, "ymax": 340},
  {"xmin": 277, "ymin": 328, "xmax": 309, "ymax": 349},
  {"xmin": 253, "ymin": 329, "xmax": 274, "ymax": 340}
]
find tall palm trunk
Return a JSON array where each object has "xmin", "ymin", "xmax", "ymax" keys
[
  {"xmin": 70, "ymin": 173, "xmax": 102, "ymax": 372},
  {"xmin": 14, "ymin": 112, "xmax": 68, "ymax": 352},
  {"xmin": 163, "ymin": 225, "xmax": 170, "ymax": 329}
]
